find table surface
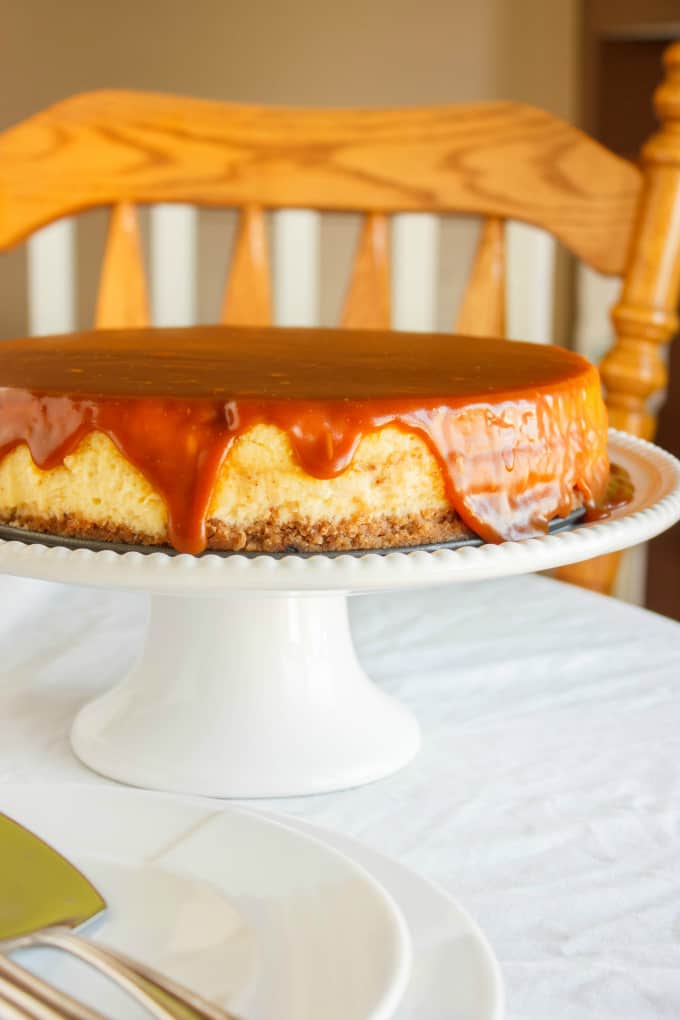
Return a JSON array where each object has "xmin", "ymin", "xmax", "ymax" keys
[{"xmin": 1, "ymin": 571, "xmax": 679, "ymax": 1020}]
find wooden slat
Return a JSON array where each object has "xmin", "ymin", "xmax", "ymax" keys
[
  {"xmin": 613, "ymin": 545, "xmax": 648, "ymax": 606},
  {"xmin": 341, "ymin": 213, "xmax": 390, "ymax": 329},
  {"xmin": 573, "ymin": 263, "xmax": 621, "ymax": 362},
  {"xmin": 273, "ymin": 209, "xmax": 320, "ymax": 326},
  {"xmin": 0, "ymin": 90, "xmax": 641, "ymax": 274},
  {"xmin": 456, "ymin": 217, "xmax": 505, "ymax": 337},
  {"xmin": 392, "ymin": 213, "xmax": 438, "ymax": 332},
  {"xmin": 27, "ymin": 218, "xmax": 76, "ymax": 335},
  {"xmin": 95, "ymin": 201, "xmax": 150, "ymax": 329},
  {"xmin": 150, "ymin": 204, "xmax": 197, "ymax": 326},
  {"xmin": 506, "ymin": 222, "xmax": 555, "ymax": 343},
  {"xmin": 221, "ymin": 205, "xmax": 272, "ymax": 326}
]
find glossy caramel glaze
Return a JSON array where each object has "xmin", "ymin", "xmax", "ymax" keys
[{"xmin": 0, "ymin": 325, "xmax": 611, "ymax": 554}]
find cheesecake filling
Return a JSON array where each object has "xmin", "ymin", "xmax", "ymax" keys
[{"xmin": 0, "ymin": 376, "xmax": 609, "ymax": 554}]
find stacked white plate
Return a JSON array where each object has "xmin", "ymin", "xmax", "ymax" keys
[{"xmin": 1, "ymin": 785, "xmax": 503, "ymax": 1019}]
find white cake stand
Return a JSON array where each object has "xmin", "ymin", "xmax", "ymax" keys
[{"xmin": 1, "ymin": 429, "xmax": 679, "ymax": 799}]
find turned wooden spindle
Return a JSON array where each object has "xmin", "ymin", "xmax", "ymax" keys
[
  {"xmin": 556, "ymin": 42, "xmax": 680, "ymax": 597},
  {"xmin": 600, "ymin": 41, "xmax": 680, "ymax": 441}
]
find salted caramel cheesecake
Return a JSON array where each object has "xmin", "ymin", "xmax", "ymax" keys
[{"xmin": 0, "ymin": 325, "xmax": 610, "ymax": 555}]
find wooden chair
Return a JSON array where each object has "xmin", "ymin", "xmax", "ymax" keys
[{"xmin": 1, "ymin": 43, "xmax": 679, "ymax": 594}]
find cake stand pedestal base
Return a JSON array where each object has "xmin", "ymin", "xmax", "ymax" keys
[{"xmin": 70, "ymin": 593, "xmax": 421, "ymax": 798}]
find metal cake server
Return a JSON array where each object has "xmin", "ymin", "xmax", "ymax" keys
[
  {"xmin": 0, "ymin": 959, "xmax": 105, "ymax": 1019},
  {"xmin": 0, "ymin": 814, "xmax": 239, "ymax": 1020}
]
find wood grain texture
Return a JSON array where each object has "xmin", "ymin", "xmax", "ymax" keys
[
  {"xmin": 599, "ymin": 41, "xmax": 680, "ymax": 440},
  {"xmin": 95, "ymin": 202, "xmax": 150, "ymax": 329},
  {"xmin": 0, "ymin": 90, "xmax": 640, "ymax": 274},
  {"xmin": 341, "ymin": 213, "xmax": 391, "ymax": 329},
  {"xmin": 221, "ymin": 205, "xmax": 272, "ymax": 325},
  {"xmin": 456, "ymin": 217, "xmax": 506, "ymax": 336}
]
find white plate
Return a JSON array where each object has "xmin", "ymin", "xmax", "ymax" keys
[
  {"xmin": 0, "ymin": 785, "xmax": 411, "ymax": 1020},
  {"xmin": 275, "ymin": 812, "xmax": 504, "ymax": 1020}
]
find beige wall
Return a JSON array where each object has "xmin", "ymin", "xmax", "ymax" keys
[{"xmin": 0, "ymin": 0, "xmax": 580, "ymax": 337}]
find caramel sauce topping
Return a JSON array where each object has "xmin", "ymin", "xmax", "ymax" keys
[{"xmin": 0, "ymin": 325, "xmax": 611, "ymax": 554}]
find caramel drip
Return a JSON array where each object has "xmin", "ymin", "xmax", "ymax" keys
[
  {"xmin": 586, "ymin": 462, "xmax": 635, "ymax": 522},
  {"xmin": 0, "ymin": 387, "xmax": 610, "ymax": 554},
  {"xmin": 0, "ymin": 326, "xmax": 613, "ymax": 554}
]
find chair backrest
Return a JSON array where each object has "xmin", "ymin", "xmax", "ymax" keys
[{"xmin": 0, "ymin": 83, "xmax": 655, "ymax": 378}]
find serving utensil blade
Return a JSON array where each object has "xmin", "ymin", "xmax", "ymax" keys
[{"xmin": 0, "ymin": 816, "xmax": 105, "ymax": 942}]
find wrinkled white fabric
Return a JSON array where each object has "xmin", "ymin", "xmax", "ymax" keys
[{"xmin": 0, "ymin": 572, "xmax": 678, "ymax": 1019}]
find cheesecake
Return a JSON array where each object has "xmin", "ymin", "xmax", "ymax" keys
[{"xmin": 0, "ymin": 325, "xmax": 610, "ymax": 555}]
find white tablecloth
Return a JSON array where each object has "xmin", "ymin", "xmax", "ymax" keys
[{"xmin": 1, "ymin": 572, "xmax": 679, "ymax": 1019}]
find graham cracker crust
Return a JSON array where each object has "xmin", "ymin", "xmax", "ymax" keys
[{"xmin": 0, "ymin": 507, "xmax": 474, "ymax": 553}]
